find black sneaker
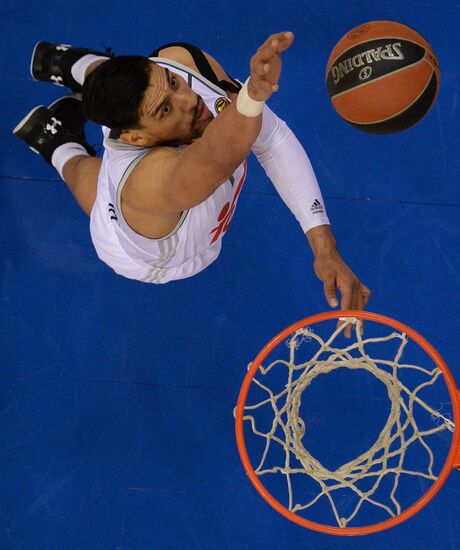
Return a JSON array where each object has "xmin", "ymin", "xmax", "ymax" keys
[
  {"xmin": 13, "ymin": 95, "xmax": 96, "ymax": 165},
  {"xmin": 30, "ymin": 41, "xmax": 114, "ymax": 93}
]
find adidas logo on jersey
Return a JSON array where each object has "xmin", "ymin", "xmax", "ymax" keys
[
  {"xmin": 310, "ymin": 199, "xmax": 324, "ymax": 214},
  {"xmin": 108, "ymin": 202, "xmax": 118, "ymax": 221}
]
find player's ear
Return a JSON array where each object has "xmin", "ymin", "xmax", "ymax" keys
[{"xmin": 120, "ymin": 129, "xmax": 148, "ymax": 146}]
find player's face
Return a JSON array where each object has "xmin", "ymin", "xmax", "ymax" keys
[{"xmin": 132, "ymin": 61, "xmax": 214, "ymax": 147}]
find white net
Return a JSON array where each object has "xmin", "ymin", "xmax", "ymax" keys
[{"xmin": 241, "ymin": 318, "xmax": 455, "ymax": 528}]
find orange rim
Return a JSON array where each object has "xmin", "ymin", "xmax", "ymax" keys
[{"xmin": 235, "ymin": 310, "xmax": 460, "ymax": 536}]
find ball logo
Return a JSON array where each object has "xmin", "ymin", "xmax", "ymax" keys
[
  {"xmin": 331, "ymin": 42, "xmax": 404, "ymax": 85},
  {"xmin": 214, "ymin": 97, "xmax": 230, "ymax": 113},
  {"xmin": 359, "ymin": 66, "xmax": 373, "ymax": 81}
]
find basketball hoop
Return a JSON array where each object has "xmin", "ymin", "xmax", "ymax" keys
[{"xmin": 235, "ymin": 311, "xmax": 459, "ymax": 535}]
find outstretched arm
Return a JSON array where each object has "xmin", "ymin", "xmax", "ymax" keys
[{"xmin": 251, "ymin": 105, "xmax": 371, "ymax": 328}]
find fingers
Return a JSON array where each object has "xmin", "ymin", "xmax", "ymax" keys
[
  {"xmin": 361, "ymin": 284, "xmax": 372, "ymax": 307},
  {"xmin": 339, "ymin": 280, "xmax": 371, "ymax": 312},
  {"xmin": 259, "ymin": 32, "xmax": 295, "ymax": 53},
  {"xmin": 257, "ymin": 32, "xmax": 294, "ymax": 63},
  {"xmin": 339, "ymin": 283, "xmax": 354, "ymax": 338},
  {"xmin": 252, "ymin": 62, "xmax": 277, "ymax": 91},
  {"xmin": 274, "ymin": 32, "xmax": 295, "ymax": 53},
  {"xmin": 314, "ymin": 253, "xmax": 372, "ymax": 340},
  {"xmin": 253, "ymin": 61, "xmax": 269, "ymax": 77},
  {"xmin": 355, "ymin": 282, "xmax": 365, "ymax": 311},
  {"xmin": 340, "ymin": 283, "xmax": 353, "ymax": 311},
  {"xmin": 250, "ymin": 31, "xmax": 294, "ymax": 97},
  {"xmin": 323, "ymin": 277, "xmax": 339, "ymax": 308},
  {"xmin": 337, "ymin": 282, "xmax": 371, "ymax": 338},
  {"xmin": 268, "ymin": 33, "xmax": 295, "ymax": 55},
  {"xmin": 256, "ymin": 43, "xmax": 279, "ymax": 65},
  {"xmin": 324, "ymin": 276, "xmax": 353, "ymax": 338}
]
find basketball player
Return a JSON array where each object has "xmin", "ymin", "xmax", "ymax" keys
[{"xmin": 14, "ymin": 32, "xmax": 371, "ymax": 329}]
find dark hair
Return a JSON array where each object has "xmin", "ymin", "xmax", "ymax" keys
[{"xmin": 82, "ymin": 56, "xmax": 152, "ymax": 135}]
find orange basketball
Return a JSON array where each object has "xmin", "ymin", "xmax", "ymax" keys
[{"xmin": 326, "ymin": 20, "xmax": 440, "ymax": 134}]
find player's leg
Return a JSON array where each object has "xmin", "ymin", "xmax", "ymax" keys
[
  {"xmin": 15, "ymin": 43, "xmax": 113, "ymax": 216},
  {"xmin": 30, "ymin": 41, "xmax": 113, "ymax": 92},
  {"xmin": 14, "ymin": 95, "xmax": 100, "ymax": 216},
  {"xmin": 61, "ymin": 155, "xmax": 101, "ymax": 216}
]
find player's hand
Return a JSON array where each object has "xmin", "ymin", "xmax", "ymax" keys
[
  {"xmin": 313, "ymin": 251, "xmax": 371, "ymax": 338},
  {"xmin": 247, "ymin": 31, "xmax": 295, "ymax": 101}
]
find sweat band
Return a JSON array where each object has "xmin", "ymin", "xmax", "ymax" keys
[
  {"xmin": 51, "ymin": 142, "xmax": 89, "ymax": 180},
  {"xmin": 71, "ymin": 54, "xmax": 110, "ymax": 86},
  {"xmin": 236, "ymin": 77, "xmax": 266, "ymax": 117}
]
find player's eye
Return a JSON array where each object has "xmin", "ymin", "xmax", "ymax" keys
[
  {"xmin": 162, "ymin": 103, "xmax": 170, "ymax": 115},
  {"xmin": 170, "ymin": 76, "xmax": 177, "ymax": 88}
]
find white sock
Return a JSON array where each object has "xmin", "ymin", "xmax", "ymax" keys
[
  {"xmin": 51, "ymin": 143, "xmax": 89, "ymax": 180},
  {"xmin": 71, "ymin": 54, "xmax": 109, "ymax": 86}
]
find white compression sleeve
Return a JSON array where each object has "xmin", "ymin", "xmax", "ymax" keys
[{"xmin": 250, "ymin": 104, "xmax": 330, "ymax": 234}]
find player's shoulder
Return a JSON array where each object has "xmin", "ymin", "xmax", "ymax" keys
[
  {"xmin": 154, "ymin": 46, "xmax": 200, "ymax": 70},
  {"xmin": 122, "ymin": 145, "xmax": 181, "ymax": 217},
  {"xmin": 154, "ymin": 45, "xmax": 238, "ymax": 99},
  {"xmin": 134, "ymin": 145, "xmax": 180, "ymax": 181}
]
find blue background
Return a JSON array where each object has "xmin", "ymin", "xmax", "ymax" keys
[{"xmin": 1, "ymin": 0, "xmax": 459, "ymax": 548}]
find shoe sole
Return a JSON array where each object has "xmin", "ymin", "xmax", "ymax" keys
[
  {"xmin": 13, "ymin": 105, "xmax": 47, "ymax": 154},
  {"xmin": 30, "ymin": 41, "xmax": 72, "ymax": 86},
  {"xmin": 30, "ymin": 41, "xmax": 47, "ymax": 81}
]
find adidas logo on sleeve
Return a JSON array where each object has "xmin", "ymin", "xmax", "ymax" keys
[{"xmin": 310, "ymin": 199, "xmax": 324, "ymax": 214}]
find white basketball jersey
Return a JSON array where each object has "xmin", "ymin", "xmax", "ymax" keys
[{"xmin": 89, "ymin": 57, "xmax": 247, "ymax": 283}]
